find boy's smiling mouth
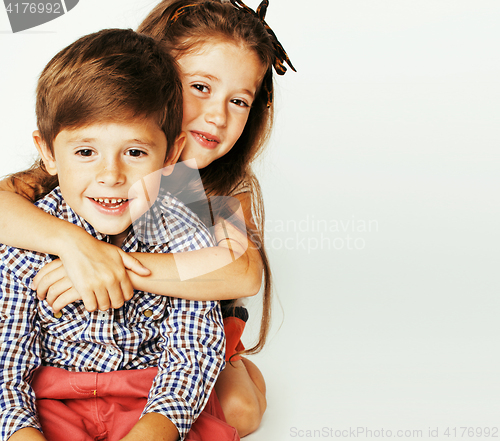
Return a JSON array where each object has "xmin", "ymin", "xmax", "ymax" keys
[
  {"xmin": 89, "ymin": 197, "xmax": 131, "ymax": 213},
  {"xmin": 92, "ymin": 197, "xmax": 128, "ymax": 207}
]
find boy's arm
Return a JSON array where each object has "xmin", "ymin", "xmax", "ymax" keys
[
  {"xmin": 139, "ymin": 296, "xmax": 225, "ymax": 439},
  {"xmin": 0, "ymin": 252, "xmax": 43, "ymax": 441}
]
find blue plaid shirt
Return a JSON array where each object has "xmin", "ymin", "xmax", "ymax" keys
[{"xmin": 0, "ymin": 187, "xmax": 225, "ymax": 440}]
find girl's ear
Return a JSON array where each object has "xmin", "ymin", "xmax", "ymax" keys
[
  {"xmin": 33, "ymin": 131, "xmax": 57, "ymax": 176},
  {"xmin": 162, "ymin": 132, "xmax": 186, "ymax": 177}
]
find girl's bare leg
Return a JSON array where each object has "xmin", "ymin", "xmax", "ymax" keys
[{"xmin": 215, "ymin": 357, "xmax": 267, "ymax": 437}]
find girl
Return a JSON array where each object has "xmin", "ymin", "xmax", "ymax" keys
[{"xmin": 0, "ymin": 0, "xmax": 294, "ymax": 436}]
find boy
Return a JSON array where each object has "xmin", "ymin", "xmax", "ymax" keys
[{"xmin": 0, "ymin": 29, "xmax": 225, "ymax": 441}]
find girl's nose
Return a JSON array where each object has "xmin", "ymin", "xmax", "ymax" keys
[
  {"xmin": 96, "ymin": 160, "xmax": 125, "ymax": 186},
  {"xmin": 205, "ymin": 100, "xmax": 227, "ymax": 128}
]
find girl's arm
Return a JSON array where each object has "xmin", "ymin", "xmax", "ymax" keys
[
  {"xmin": 128, "ymin": 191, "xmax": 264, "ymax": 298},
  {"xmin": 36, "ymin": 191, "xmax": 264, "ymax": 311},
  {"xmin": 0, "ymin": 181, "xmax": 150, "ymax": 311}
]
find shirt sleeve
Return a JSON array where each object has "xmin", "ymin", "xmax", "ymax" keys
[
  {"xmin": 141, "ymin": 297, "xmax": 225, "ymax": 439},
  {"xmin": 0, "ymin": 255, "xmax": 43, "ymax": 441}
]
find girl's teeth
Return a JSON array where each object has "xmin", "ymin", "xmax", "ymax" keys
[{"xmin": 200, "ymin": 134, "xmax": 216, "ymax": 142}]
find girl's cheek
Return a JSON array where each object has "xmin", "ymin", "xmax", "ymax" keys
[{"xmin": 182, "ymin": 95, "xmax": 200, "ymax": 125}]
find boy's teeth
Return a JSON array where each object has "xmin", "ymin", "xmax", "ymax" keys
[{"xmin": 93, "ymin": 198, "xmax": 127, "ymax": 206}]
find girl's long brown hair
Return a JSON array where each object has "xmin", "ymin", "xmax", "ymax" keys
[
  {"xmin": 7, "ymin": 0, "xmax": 277, "ymax": 358},
  {"xmin": 139, "ymin": 0, "xmax": 277, "ymax": 358}
]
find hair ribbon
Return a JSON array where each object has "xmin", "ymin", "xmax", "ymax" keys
[{"xmin": 230, "ymin": 0, "xmax": 296, "ymax": 76}]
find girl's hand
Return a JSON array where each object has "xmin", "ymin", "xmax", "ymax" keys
[{"xmin": 33, "ymin": 239, "xmax": 151, "ymax": 313}]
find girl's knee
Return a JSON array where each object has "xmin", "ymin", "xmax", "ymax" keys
[
  {"xmin": 216, "ymin": 358, "xmax": 267, "ymax": 436},
  {"xmin": 221, "ymin": 388, "xmax": 265, "ymax": 437}
]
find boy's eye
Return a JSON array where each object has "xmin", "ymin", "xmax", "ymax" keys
[
  {"xmin": 127, "ymin": 149, "xmax": 146, "ymax": 157},
  {"xmin": 76, "ymin": 149, "xmax": 94, "ymax": 157}
]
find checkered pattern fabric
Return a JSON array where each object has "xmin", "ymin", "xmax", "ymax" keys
[{"xmin": 0, "ymin": 187, "xmax": 225, "ymax": 441}]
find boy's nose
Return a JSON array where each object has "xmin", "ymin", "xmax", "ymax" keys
[
  {"xmin": 96, "ymin": 161, "xmax": 125, "ymax": 186},
  {"xmin": 205, "ymin": 100, "xmax": 227, "ymax": 128}
]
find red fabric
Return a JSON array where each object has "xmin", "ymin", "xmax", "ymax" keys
[
  {"xmin": 223, "ymin": 316, "xmax": 246, "ymax": 362},
  {"xmin": 31, "ymin": 366, "xmax": 239, "ymax": 441}
]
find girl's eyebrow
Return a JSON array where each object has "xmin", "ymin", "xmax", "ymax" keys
[
  {"xmin": 185, "ymin": 72, "xmax": 218, "ymax": 82},
  {"xmin": 185, "ymin": 72, "xmax": 256, "ymax": 98}
]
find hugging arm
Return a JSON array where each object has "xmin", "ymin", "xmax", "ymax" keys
[
  {"xmin": 33, "ymin": 191, "xmax": 263, "ymax": 312},
  {"xmin": 0, "ymin": 182, "xmax": 150, "ymax": 312},
  {"xmin": 127, "ymin": 191, "xmax": 263, "ymax": 299}
]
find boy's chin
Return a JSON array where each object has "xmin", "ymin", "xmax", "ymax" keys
[{"xmin": 104, "ymin": 226, "xmax": 133, "ymax": 247}]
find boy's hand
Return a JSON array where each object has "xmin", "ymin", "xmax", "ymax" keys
[
  {"xmin": 33, "ymin": 239, "xmax": 150, "ymax": 312},
  {"xmin": 8, "ymin": 427, "xmax": 48, "ymax": 440},
  {"xmin": 119, "ymin": 413, "xmax": 179, "ymax": 441}
]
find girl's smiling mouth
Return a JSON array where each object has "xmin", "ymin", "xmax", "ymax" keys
[{"xmin": 191, "ymin": 131, "xmax": 220, "ymax": 150}]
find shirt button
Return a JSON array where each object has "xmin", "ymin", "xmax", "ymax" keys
[
  {"xmin": 107, "ymin": 347, "xmax": 115, "ymax": 354},
  {"xmin": 53, "ymin": 311, "xmax": 63, "ymax": 319},
  {"xmin": 143, "ymin": 309, "xmax": 153, "ymax": 318}
]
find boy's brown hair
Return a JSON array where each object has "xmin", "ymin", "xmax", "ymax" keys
[
  {"xmin": 7, "ymin": 28, "xmax": 183, "ymax": 201},
  {"xmin": 37, "ymin": 28, "xmax": 183, "ymax": 156}
]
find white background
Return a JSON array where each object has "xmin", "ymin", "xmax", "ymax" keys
[{"xmin": 1, "ymin": 1, "xmax": 500, "ymax": 440}]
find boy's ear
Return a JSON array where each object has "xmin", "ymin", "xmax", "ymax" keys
[
  {"xmin": 162, "ymin": 131, "xmax": 186, "ymax": 177},
  {"xmin": 33, "ymin": 131, "xmax": 57, "ymax": 176}
]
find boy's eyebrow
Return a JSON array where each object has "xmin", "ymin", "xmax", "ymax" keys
[
  {"xmin": 66, "ymin": 138, "xmax": 158, "ymax": 147},
  {"xmin": 66, "ymin": 138, "xmax": 96, "ymax": 144},
  {"xmin": 126, "ymin": 138, "xmax": 158, "ymax": 147}
]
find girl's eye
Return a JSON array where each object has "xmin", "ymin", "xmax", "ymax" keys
[
  {"xmin": 193, "ymin": 84, "xmax": 209, "ymax": 93},
  {"xmin": 76, "ymin": 149, "xmax": 94, "ymax": 157},
  {"xmin": 231, "ymin": 99, "xmax": 250, "ymax": 108},
  {"xmin": 127, "ymin": 149, "xmax": 146, "ymax": 157}
]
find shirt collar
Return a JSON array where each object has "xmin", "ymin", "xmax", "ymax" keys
[
  {"xmin": 38, "ymin": 187, "xmax": 187, "ymax": 249},
  {"xmin": 131, "ymin": 190, "xmax": 174, "ymax": 247}
]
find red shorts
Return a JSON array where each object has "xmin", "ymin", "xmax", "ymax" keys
[
  {"xmin": 222, "ymin": 306, "xmax": 249, "ymax": 362},
  {"xmin": 31, "ymin": 366, "xmax": 239, "ymax": 441},
  {"xmin": 223, "ymin": 316, "xmax": 246, "ymax": 362}
]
